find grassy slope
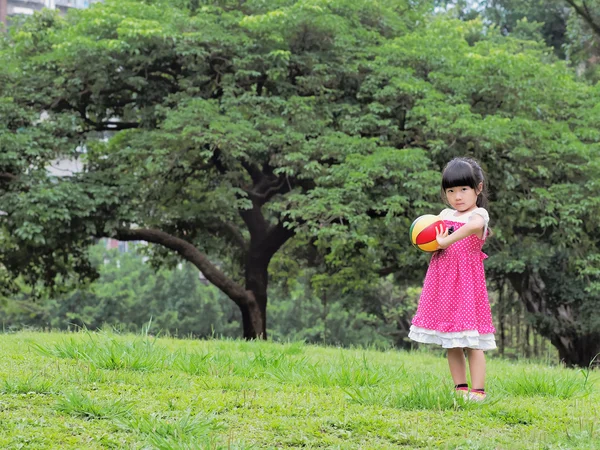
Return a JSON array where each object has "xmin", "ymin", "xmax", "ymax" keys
[{"xmin": 0, "ymin": 331, "xmax": 598, "ymax": 449}]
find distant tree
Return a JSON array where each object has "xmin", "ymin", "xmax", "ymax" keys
[
  {"xmin": 435, "ymin": 1, "xmax": 570, "ymax": 56},
  {"xmin": 482, "ymin": 0, "xmax": 570, "ymax": 56},
  {"xmin": 561, "ymin": 0, "xmax": 600, "ymax": 80},
  {"xmin": 564, "ymin": 0, "xmax": 600, "ymax": 36},
  {"xmin": 0, "ymin": 244, "xmax": 242, "ymax": 336},
  {"xmin": 474, "ymin": 1, "xmax": 600, "ymax": 79}
]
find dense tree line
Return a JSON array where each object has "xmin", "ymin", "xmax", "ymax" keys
[
  {"xmin": 1, "ymin": 243, "xmax": 555, "ymax": 361},
  {"xmin": 0, "ymin": 244, "xmax": 394, "ymax": 347},
  {"xmin": 1, "ymin": 0, "xmax": 599, "ymax": 365}
]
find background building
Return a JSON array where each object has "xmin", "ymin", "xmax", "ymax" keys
[{"xmin": 1, "ymin": 0, "xmax": 102, "ymax": 25}]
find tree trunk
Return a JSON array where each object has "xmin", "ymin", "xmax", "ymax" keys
[
  {"xmin": 549, "ymin": 332, "xmax": 600, "ymax": 368},
  {"xmin": 321, "ymin": 290, "xmax": 328, "ymax": 344},
  {"xmin": 541, "ymin": 333, "xmax": 546, "ymax": 357},
  {"xmin": 509, "ymin": 270, "xmax": 600, "ymax": 367},
  {"xmin": 242, "ymin": 253, "xmax": 269, "ymax": 339},
  {"xmin": 525, "ymin": 325, "xmax": 531, "ymax": 358},
  {"xmin": 498, "ymin": 281, "xmax": 506, "ymax": 357},
  {"xmin": 516, "ymin": 307, "xmax": 521, "ymax": 354},
  {"xmin": 239, "ymin": 299, "xmax": 266, "ymax": 340}
]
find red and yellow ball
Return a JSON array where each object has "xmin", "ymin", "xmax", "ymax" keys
[{"xmin": 410, "ymin": 214, "xmax": 446, "ymax": 252}]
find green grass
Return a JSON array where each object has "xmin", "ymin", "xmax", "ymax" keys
[{"xmin": 0, "ymin": 331, "xmax": 598, "ymax": 449}]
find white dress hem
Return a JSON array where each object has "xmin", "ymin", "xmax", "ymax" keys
[{"xmin": 409, "ymin": 325, "xmax": 497, "ymax": 351}]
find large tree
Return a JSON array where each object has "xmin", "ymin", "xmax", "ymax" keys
[{"xmin": 0, "ymin": 0, "xmax": 436, "ymax": 339}]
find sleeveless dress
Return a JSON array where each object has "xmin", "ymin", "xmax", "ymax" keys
[{"xmin": 408, "ymin": 208, "xmax": 496, "ymax": 350}]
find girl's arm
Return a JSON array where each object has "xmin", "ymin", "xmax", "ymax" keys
[{"xmin": 435, "ymin": 214, "xmax": 485, "ymax": 250}]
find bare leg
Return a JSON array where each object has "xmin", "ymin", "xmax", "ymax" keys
[
  {"xmin": 466, "ymin": 348, "xmax": 486, "ymax": 389},
  {"xmin": 447, "ymin": 348, "xmax": 468, "ymax": 386}
]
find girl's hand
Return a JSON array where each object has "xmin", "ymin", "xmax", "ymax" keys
[{"xmin": 436, "ymin": 225, "xmax": 449, "ymax": 250}]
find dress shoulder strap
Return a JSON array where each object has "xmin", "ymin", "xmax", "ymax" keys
[
  {"xmin": 438, "ymin": 208, "xmax": 453, "ymax": 219},
  {"xmin": 470, "ymin": 208, "xmax": 490, "ymax": 239},
  {"xmin": 470, "ymin": 207, "xmax": 489, "ymax": 223}
]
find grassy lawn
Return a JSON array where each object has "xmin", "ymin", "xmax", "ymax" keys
[{"xmin": 0, "ymin": 331, "xmax": 598, "ymax": 449}]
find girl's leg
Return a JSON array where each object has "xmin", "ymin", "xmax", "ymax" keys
[
  {"xmin": 466, "ymin": 348, "xmax": 486, "ymax": 389},
  {"xmin": 447, "ymin": 348, "xmax": 467, "ymax": 385}
]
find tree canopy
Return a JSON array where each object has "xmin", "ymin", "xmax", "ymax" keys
[{"xmin": 0, "ymin": 0, "xmax": 437, "ymax": 339}]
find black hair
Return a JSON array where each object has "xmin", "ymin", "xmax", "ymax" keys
[{"xmin": 441, "ymin": 157, "xmax": 488, "ymax": 208}]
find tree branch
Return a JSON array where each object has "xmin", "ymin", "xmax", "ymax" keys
[
  {"xmin": 565, "ymin": 0, "xmax": 600, "ymax": 37},
  {"xmin": 211, "ymin": 148, "xmax": 228, "ymax": 174},
  {"xmin": 244, "ymin": 178, "xmax": 287, "ymax": 203},
  {"xmin": 239, "ymin": 203, "xmax": 269, "ymax": 239},
  {"xmin": 583, "ymin": 0, "xmax": 595, "ymax": 23},
  {"xmin": 377, "ymin": 266, "xmax": 398, "ymax": 276},
  {"xmin": 261, "ymin": 221, "xmax": 296, "ymax": 260},
  {"xmin": 113, "ymin": 228, "xmax": 250, "ymax": 306},
  {"xmin": 0, "ymin": 172, "xmax": 18, "ymax": 183},
  {"xmin": 0, "ymin": 172, "xmax": 29, "ymax": 192},
  {"xmin": 48, "ymin": 95, "xmax": 140, "ymax": 132},
  {"xmin": 204, "ymin": 220, "xmax": 249, "ymax": 252},
  {"xmin": 241, "ymin": 160, "xmax": 263, "ymax": 185}
]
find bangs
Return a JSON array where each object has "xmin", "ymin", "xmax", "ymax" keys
[{"xmin": 441, "ymin": 160, "xmax": 477, "ymax": 190}]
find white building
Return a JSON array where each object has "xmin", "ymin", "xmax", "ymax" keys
[
  {"xmin": 46, "ymin": 157, "xmax": 83, "ymax": 177},
  {"xmin": 1, "ymin": 0, "xmax": 102, "ymax": 25}
]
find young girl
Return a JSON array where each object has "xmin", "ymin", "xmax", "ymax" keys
[{"xmin": 408, "ymin": 157, "xmax": 496, "ymax": 401}]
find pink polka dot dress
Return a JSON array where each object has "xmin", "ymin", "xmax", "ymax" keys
[{"xmin": 409, "ymin": 208, "xmax": 496, "ymax": 350}]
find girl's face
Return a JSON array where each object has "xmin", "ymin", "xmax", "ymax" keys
[{"xmin": 444, "ymin": 182, "xmax": 482, "ymax": 213}]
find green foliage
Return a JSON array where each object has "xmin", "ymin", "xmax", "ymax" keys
[
  {"xmin": 1, "ymin": 375, "xmax": 57, "ymax": 395},
  {"xmin": 267, "ymin": 272, "xmax": 399, "ymax": 348},
  {"xmin": 563, "ymin": 0, "xmax": 600, "ymax": 82},
  {"xmin": 0, "ymin": 0, "xmax": 441, "ymax": 341},
  {"xmin": 450, "ymin": 0, "xmax": 600, "ymax": 81},
  {"xmin": 1, "ymin": 243, "xmax": 411, "ymax": 348},
  {"xmin": 55, "ymin": 391, "xmax": 134, "ymax": 420}
]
